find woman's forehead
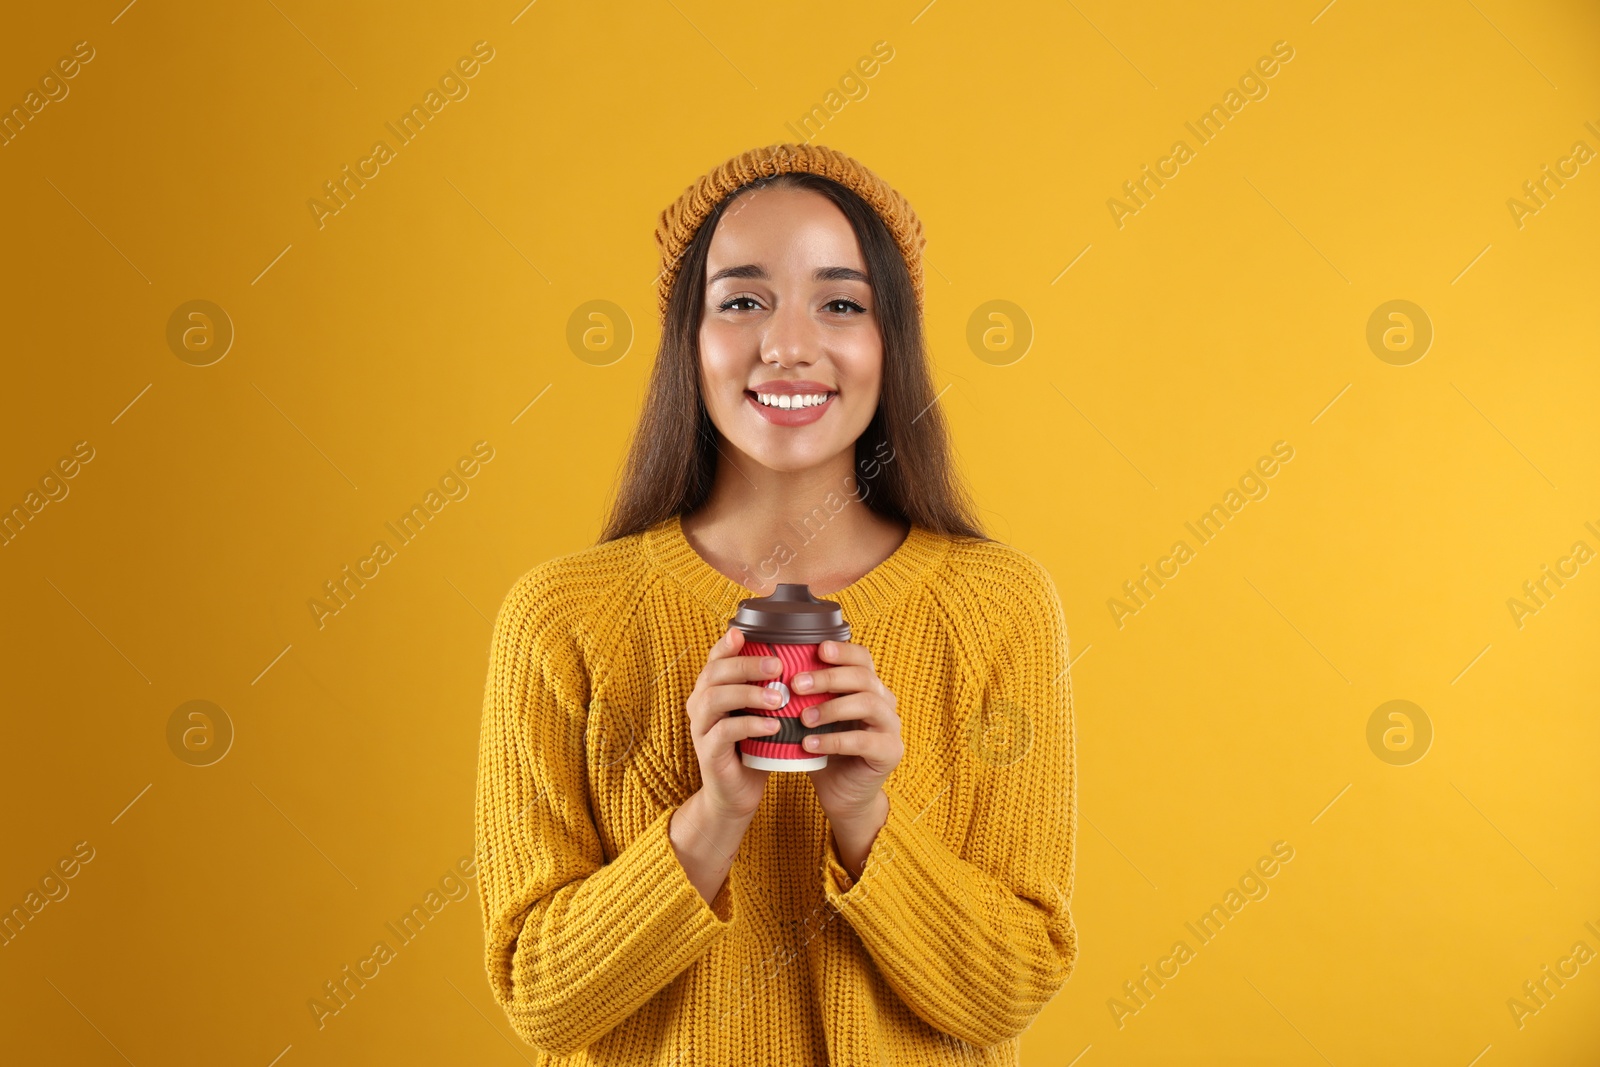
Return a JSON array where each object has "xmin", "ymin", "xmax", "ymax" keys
[{"xmin": 706, "ymin": 189, "xmax": 866, "ymax": 278}]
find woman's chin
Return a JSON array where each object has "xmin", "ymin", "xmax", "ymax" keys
[{"xmin": 730, "ymin": 442, "xmax": 848, "ymax": 476}]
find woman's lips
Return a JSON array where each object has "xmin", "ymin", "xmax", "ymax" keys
[{"xmin": 745, "ymin": 390, "xmax": 835, "ymax": 426}]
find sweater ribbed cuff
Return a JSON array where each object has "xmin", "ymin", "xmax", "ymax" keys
[
  {"xmin": 819, "ymin": 781, "xmax": 942, "ymax": 905},
  {"xmin": 498, "ymin": 804, "xmax": 737, "ymax": 1054},
  {"xmin": 815, "ymin": 779, "xmax": 1039, "ymax": 1048},
  {"xmin": 631, "ymin": 802, "xmax": 739, "ymax": 929}
]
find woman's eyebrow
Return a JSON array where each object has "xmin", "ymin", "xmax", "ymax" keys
[{"xmin": 706, "ymin": 264, "xmax": 870, "ymax": 285}]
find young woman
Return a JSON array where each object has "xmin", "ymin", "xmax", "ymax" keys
[{"xmin": 474, "ymin": 143, "xmax": 1078, "ymax": 1065}]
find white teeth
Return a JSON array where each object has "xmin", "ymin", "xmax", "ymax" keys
[{"xmin": 755, "ymin": 392, "xmax": 831, "ymax": 409}]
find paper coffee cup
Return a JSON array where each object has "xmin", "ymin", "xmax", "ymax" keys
[{"xmin": 729, "ymin": 583, "xmax": 851, "ymax": 771}]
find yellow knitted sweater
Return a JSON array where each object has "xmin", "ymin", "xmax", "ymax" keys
[{"xmin": 473, "ymin": 511, "xmax": 1078, "ymax": 1065}]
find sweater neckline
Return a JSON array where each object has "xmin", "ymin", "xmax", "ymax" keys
[{"xmin": 642, "ymin": 510, "xmax": 951, "ymax": 632}]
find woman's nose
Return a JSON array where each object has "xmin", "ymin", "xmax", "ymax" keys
[{"xmin": 760, "ymin": 300, "xmax": 814, "ymax": 367}]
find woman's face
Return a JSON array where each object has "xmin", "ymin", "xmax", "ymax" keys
[{"xmin": 698, "ymin": 184, "xmax": 882, "ymax": 475}]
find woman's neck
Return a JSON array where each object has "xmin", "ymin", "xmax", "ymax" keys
[{"xmin": 680, "ymin": 451, "xmax": 909, "ymax": 596}]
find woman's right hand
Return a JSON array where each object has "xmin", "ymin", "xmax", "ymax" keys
[{"xmin": 685, "ymin": 626, "xmax": 785, "ymax": 820}]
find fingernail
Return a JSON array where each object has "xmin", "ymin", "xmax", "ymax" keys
[
  {"xmin": 793, "ymin": 674, "xmax": 812, "ymax": 691},
  {"xmin": 763, "ymin": 718, "xmax": 781, "ymax": 731},
  {"xmin": 804, "ymin": 736, "xmax": 820, "ymax": 749},
  {"xmin": 803, "ymin": 708, "xmax": 818, "ymax": 725},
  {"xmin": 764, "ymin": 689, "xmax": 782, "ymax": 705},
  {"xmin": 763, "ymin": 657, "xmax": 780, "ymax": 673}
]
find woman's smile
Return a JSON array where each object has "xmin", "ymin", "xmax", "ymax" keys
[{"xmin": 745, "ymin": 379, "xmax": 838, "ymax": 426}]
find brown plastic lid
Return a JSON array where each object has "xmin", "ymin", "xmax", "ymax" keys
[{"xmin": 729, "ymin": 583, "xmax": 851, "ymax": 644}]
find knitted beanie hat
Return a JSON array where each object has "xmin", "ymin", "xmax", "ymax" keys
[{"xmin": 653, "ymin": 142, "xmax": 926, "ymax": 323}]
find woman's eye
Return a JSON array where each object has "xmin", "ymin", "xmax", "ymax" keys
[{"xmin": 716, "ymin": 296, "xmax": 866, "ymax": 314}]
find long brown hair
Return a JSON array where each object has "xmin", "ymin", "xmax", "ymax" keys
[{"xmin": 598, "ymin": 171, "xmax": 988, "ymax": 544}]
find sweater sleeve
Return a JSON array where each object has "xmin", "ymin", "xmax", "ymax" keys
[
  {"xmin": 818, "ymin": 551, "xmax": 1078, "ymax": 1048},
  {"xmin": 474, "ymin": 563, "xmax": 738, "ymax": 1057}
]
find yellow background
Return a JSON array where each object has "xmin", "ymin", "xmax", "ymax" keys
[{"xmin": 2, "ymin": 0, "xmax": 1596, "ymax": 1062}]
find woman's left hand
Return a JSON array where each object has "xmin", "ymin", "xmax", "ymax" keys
[{"xmin": 796, "ymin": 639, "xmax": 903, "ymax": 822}]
